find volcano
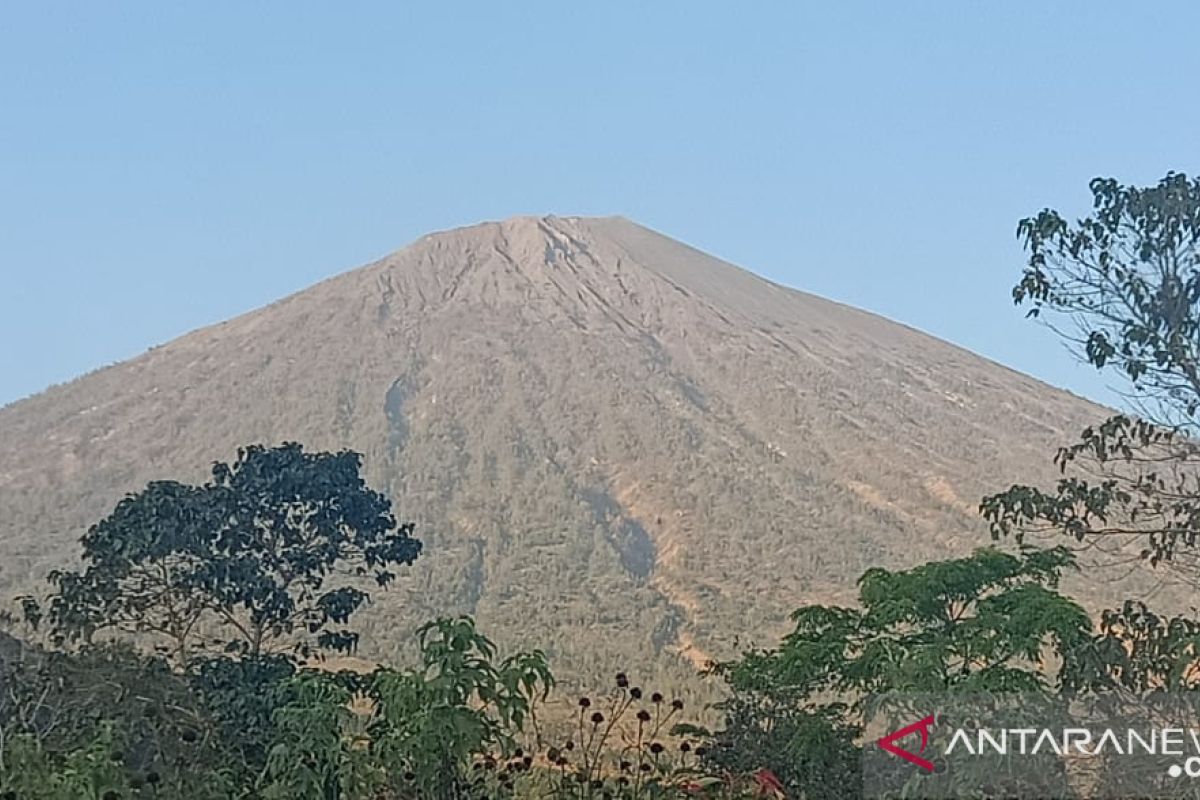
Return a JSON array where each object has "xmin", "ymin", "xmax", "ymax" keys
[{"xmin": 0, "ymin": 215, "xmax": 1113, "ymax": 690}]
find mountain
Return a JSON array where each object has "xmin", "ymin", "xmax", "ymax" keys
[{"xmin": 0, "ymin": 215, "xmax": 1128, "ymax": 692}]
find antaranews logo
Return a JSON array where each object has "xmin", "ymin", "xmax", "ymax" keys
[
  {"xmin": 877, "ymin": 714, "xmax": 937, "ymax": 773},
  {"xmin": 864, "ymin": 693, "xmax": 1200, "ymax": 799}
]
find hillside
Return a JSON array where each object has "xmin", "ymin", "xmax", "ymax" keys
[{"xmin": 0, "ymin": 215, "xmax": 1127, "ymax": 691}]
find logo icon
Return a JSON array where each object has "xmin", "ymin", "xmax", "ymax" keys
[{"xmin": 878, "ymin": 714, "xmax": 937, "ymax": 773}]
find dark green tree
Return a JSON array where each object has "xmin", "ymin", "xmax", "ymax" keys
[
  {"xmin": 42, "ymin": 443, "xmax": 421, "ymax": 665},
  {"xmin": 982, "ymin": 173, "xmax": 1200, "ymax": 575}
]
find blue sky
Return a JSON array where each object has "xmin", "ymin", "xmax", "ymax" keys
[{"xmin": 1, "ymin": 3, "xmax": 1196, "ymax": 408}]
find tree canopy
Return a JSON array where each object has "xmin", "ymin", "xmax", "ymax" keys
[
  {"xmin": 706, "ymin": 547, "xmax": 1092, "ymax": 798},
  {"xmin": 983, "ymin": 174, "xmax": 1200, "ymax": 576},
  {"xmin": 40, "ymin": 443, "xmax": 421, "ymax": 664}
]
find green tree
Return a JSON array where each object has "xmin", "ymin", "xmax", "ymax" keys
[
  {"xmin": 982, "ymin": 173, "xmax": 1200, "ymax": 575},
  {"xmin": 707, "ymin": 547, "xmax": 1091, "ymax": 798},
  {"xmin": 720, "ymin": 547, "xmax": 1089, "ymax": 696},
  {"xmin": 42, "ymin": 443, "xmax": 421, "ymax": 665}
]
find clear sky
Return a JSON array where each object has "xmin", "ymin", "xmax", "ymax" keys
[{"xmin": 2, "ymin": 3, "xmax": 1197, "ymax": 408}]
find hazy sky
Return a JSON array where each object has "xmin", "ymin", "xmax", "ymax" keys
[{"xmin": 2, "ymin": 4, "xmax": 1197, "ymax": 408}]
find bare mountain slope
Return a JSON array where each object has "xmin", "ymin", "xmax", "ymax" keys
[{"xmin": 0, "ymin": 215, "xmax": 1120, "ymax": 690}]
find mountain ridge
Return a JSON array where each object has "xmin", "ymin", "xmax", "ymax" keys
[{"xmin": 0, "ymin": 215, "xmax": 1095, "ymax": 413}]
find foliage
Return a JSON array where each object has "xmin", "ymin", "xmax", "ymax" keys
[
  {"xmin": 257, "ymin": 670, "xmax": 381, "ymax": 800},
  {"xmin": 0, "ymin": 618, "xmax": 773, "ymax": 799},
  {"xmin": 365, "ymin": 616, "xmax": 553, "ymax": 798},
  {"xmin": 0, "ymin": 639, "xmax": 237, "ymax": 798},
  {"xmin": 983, "ymin": 173, "xmax": 1200, "ymax": 573},
  {"xmin": 706, "ymin": 547, "xmax": 1092, "ymax": 798},
  {"xmin": 187, "ymin": 652, "xmax": 297, "ymax": 771},
  {"xmin": 1012, "ymin": 173, "xmax": 1200, "ymax": 423},
  {"xmin": 7, "ymin": 439, "xmax": 758, "ymax": 797},
  {"xmin": 252, "ymin": 616, "xmax": 555, "ymax": 799},
  {"xmin": 1071, "ymin": 599, "xmax": 1200, "ymax": 694},
  {"xmin": 720, "ymin": 546, "xmax": 1089, "ymax": 696},
  {"xmin": 0, "ymin": 726, "xmax": 132, "ymax": 800},
  {"xmin": 39, "ymin": 443, "xmax": 422, "ymax": 664},
  {"xmin": 8, "ymin": 554, "xmax": 1200, "ymax": 799},
  {"xmin": 703, "ymin": 698, "xmax": 857, "ymax": 800}
]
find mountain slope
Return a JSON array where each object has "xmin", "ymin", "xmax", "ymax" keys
[{"xmin": 0, "ymin": 215, "xmax": 1120, "ymax": 690}]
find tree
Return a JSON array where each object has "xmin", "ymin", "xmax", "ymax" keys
[
  {"xmin": 982, "ymin": 173, "xmax": 1200, "ymax": 577},
  {"xmin": 42, "ymin": 443, "xmax": 421, "ymax": 665},
  {"xmin": 706, "ymin": 547, "xmax": 1091, "ymax": 798},
  {"xmin": 720, "ymin": 546, "xmax": 1089, "ymax": 697}
]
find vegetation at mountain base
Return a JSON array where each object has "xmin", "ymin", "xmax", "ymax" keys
[
  {"xmin": 697, "ymin": 544, "xmax": 1200, "ymax": 798},
  {"xmin": 5, "ymin": 451, "xmax": 1200, "ymax": 798},
  {"xmin": 0, "ymin": 601, "xmax": 741, "ymax": 798},
  {"xmin": 8, "ymin": 536, "xmax": 1200, "ymax": 798}
]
